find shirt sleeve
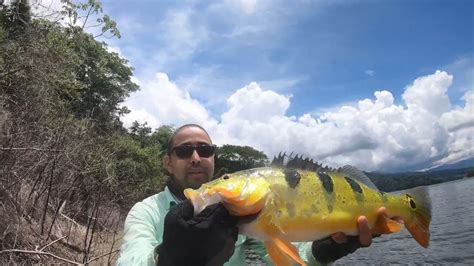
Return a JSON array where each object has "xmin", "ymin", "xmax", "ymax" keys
[
  {"xmin": 296, "ymin": 241, "xmax": 330, "ymax": 266},
  {"xmin": 116, "ymin": 197, "xmax": 164, "ymax": 266}
]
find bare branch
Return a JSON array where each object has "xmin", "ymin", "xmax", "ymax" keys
[
  {"xmin": 0, "ymin": 147, "xmax": 65, "ymax": 152},
  {"xmin": 81, "ymin": 5, "xmax": 93, "ymax": 30},
  {"xmin": 0, "ymin": 249, "xmax": 82, "ymax": 265},
  {"xmin": 84, "ymin": 249, "xmax": 120, "ymax": 264},
  {"xmin": 39, "ymin": 236, "xmax": 68, "ymax": 252},
  {"xmin": 85, "ymin": 23, "xmax": 101, "ymax": 29}
]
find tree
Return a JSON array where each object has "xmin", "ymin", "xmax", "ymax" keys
[
  {"xmin": 215, "ymin": 144, "xmax": 268, "ymax": 176},
  {"xmin": 0, "ymin": 1, "xmax": 140, "ymax": 263},
  {"xmin": 5, "ymin": 0, "xmax": 32, "ymax": 34},
  {"xmin": 66, "ymin": 29, "xmax": 138, "ymax": 132},
  {"xmin": 149, "ymin": 125, "xmax": 174, "ymax": 154}
]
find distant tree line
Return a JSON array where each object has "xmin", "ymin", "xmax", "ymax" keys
[
  {"xmin": 366, "ymin": 167, "xmax": 474, "ymax": 192},
  {"xmin": 0, "ymin": 0, "xmax": 268, "ymax": 264}
]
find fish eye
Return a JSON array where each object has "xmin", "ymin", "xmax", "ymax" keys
[{"xmin": 223, "ymin": 175, "xmax": 229, "ymax": 180}]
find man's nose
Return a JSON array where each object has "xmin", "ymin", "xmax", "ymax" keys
[{"xmin": 190, "ymin": 149, "xmax": 201, "ymax": 164}]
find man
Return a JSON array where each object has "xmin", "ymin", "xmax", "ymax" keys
[{"xmin": 117, "ymin": 124, "xmax": 385, "ymax": 265}]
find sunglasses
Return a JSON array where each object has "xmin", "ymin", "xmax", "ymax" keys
[{"xmin": 172, "ymin": 144, "xmax": 217, "ymax": 159}]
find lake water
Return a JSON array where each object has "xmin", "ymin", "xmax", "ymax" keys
[{"xmin": 336, "ymin": 178, "xmax": 474, "ymax": 265}]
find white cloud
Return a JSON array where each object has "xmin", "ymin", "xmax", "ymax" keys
[
  {"xmin": 443, "ymin": 56, "xmax": 474, "ymax": 94},
  {"xmin": 240, "ymin": 0, "xmax": 258, "ymax": 15},
  {"xmin": 213, "ymin": 70, "xmax": 472, "ymax": 171},
  {"xmin": 151, "ymin": 8, "xmax": 210, "ymax": 71},
  {"xmin": 122, "ymin": 70, "xmax": 473, "ymax": 171},
  {"xmin": 402, "ymin": 70, "xmax": 452, "ymax": 116},
  {"xmin": 29, "ymin": 0, "xmax": 65, "ymax": 22},
  {"xmin": 364, "ymin": 69, "xmax": 375, "ymax": 76},
  {"xmin": 121, "ymin": 72, "xmax": 217, "ymax": 130},
  {"xmin": 121, "ymin": 108, "xmax": 161, "ymax": 130},
  {"xmin": 221, "ymin": 82, "xmax": 290, "ymax": 122},
  {"xmin": 435, "ymin": 90, "xmax": 474, "ymax": 165}
]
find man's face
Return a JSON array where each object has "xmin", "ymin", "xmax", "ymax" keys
[{"xmin": 165, "ymin": 126, "xmax": 215, "ymax": 190}]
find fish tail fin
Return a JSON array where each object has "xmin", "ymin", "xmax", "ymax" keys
[
  {"xmin": 264, "ymin": 237, "xmax": 307, "ymax": 266},
  {"xmin": 403, "ymin": 186, "xmax": 432, "ymax": 248}
]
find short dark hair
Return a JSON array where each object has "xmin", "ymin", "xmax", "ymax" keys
[{"xmin": 166, "ymin": 124, "xmax": 212, "ymax": 155}]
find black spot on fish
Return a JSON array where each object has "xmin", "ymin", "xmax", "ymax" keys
[
  {"xmin": 318, "ymin": 172, "xmax": 335, "ymax": 212},
  {"xmin": 318, "ymin": 172, "xmax": 334, "ymax": 193},
  {"xmin": 378, "ymin": 191, "xmax": 388, "ymax": 202},
  {"xmin": 344, "ymin": 176, "xmax": 363, "ymax": 194},
  {"xmin": 284, "ymin": 168, "xmax": 301, "ymax": 189},
  {"xmin": 405, "ymin": 194, "xmax": 417, "ymax": 209},
  {"xmin": 223, "ymin": 175, "xmax": 229, "ymax": 180}
]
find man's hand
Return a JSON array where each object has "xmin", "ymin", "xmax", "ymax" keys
[
  {"xmin": 157, "ymin": 200, "xmax": 239, "ymax": 266},
  {"xmin": 312, "ymin": 207, "xmax": 387, "ymax": 263}
]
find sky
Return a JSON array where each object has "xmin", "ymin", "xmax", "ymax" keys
[{"xmin": 35, "ymin": 0, "xmax": 473, "ymax": 172}]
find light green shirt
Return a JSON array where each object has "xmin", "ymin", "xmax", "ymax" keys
[{"xmin": 117, "ymin": 187, "xmax": 322, "ymax": 265}]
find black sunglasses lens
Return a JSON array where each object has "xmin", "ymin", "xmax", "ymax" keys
[
  {"xmin": 174, "ymin": 146, "xmax": 195, "ymax": 158},
  {"xmin": 173, "ymin": 145, "xmax": 215, "ymax": 158},
  {"xmin": 195, "ymin": 145, "xmax": 215, "ymax": 157}
]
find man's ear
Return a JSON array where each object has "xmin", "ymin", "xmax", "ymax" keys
[{"xmin": 164, "ymin": 154, "xmax": 172, "ymax": 174}]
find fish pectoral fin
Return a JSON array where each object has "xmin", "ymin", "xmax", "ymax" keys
[
  {"xmin": 264, "ymin": 241, "xmax": 292, "ymax": 266},
  {"xmin": 265, "ymin": 237, "xmax": 307, "ymax": 266},
  {"xmin": 371, "ymin": 215, "xmax": 403, "ymax": 235}
]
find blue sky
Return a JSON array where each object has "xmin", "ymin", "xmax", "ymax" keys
[
  {"xmin": 104, "ymin": 0, "xmax": 472, "ymax": 112},
  {"xmin": 77, "ymin": 0, "xmax": 473, "ymax": 171}
]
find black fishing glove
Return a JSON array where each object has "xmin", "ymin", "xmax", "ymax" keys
[
  {"xmin": 157, "ymin": 200, "xmax": 239, "ymax": 266},
  {"xmin": 311, "ymin": 234, "xmax": 381, "ymax": 264}
]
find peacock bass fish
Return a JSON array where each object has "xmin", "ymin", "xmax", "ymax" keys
[{"xmin": 184, "ymin": 155, "xmax": 431, "ymax": 266}]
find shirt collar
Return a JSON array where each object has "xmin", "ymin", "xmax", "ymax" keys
[{"xmin": 163, "ymin": 186, "xmax": 184, "ymax": 210}]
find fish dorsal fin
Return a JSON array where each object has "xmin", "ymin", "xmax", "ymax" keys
[
  {"xmin": 271, "ymin": 152, "xmax": 335, "ymax": 172},
  {"xmin": 339, "ymin": 165, "xmax": 378, "ymax": 190},
  {"xmin": 271, "ymin": 152, "xmax": 286, "ymax": 167}
]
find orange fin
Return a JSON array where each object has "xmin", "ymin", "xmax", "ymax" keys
[
  {"xmin": 268, "ymin": 237, "xmax": 307, "ymax": 266},
  {"xmin": 371, "ymin": 215, "xmax": 403, "ymax": 235},
  {"xmin": 264, "ymin": 241, "xmax": 292, "ymax": 266}
]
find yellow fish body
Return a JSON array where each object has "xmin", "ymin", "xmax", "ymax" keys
[{"xmin": 184, "ymin": 156, "xmax": 431, "ymax": 266}]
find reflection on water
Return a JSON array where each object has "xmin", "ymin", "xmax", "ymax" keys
[{"xmin": 336, "ymin": 178, "xmax": 474, "ymax": 265}]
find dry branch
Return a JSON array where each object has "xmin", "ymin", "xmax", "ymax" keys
[
  {"xmin": 0, "ymin": 147, "xmax": 65, "ymax": 152},
  {"xmin": 39, "ymin": 236, "xmax": 68, "ymax": 252},
  {"xmin": 0, "ymin": 249, "xmax": 82, "ymax": 265}
]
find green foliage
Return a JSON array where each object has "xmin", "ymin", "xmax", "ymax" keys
[
  {"xmin": 4, "ymin": 0, "xmax": 32, "ymax": 35},
  {"xmin": 60, "ymin": 0, "xmax": 121, "ymax": 38},
  {"xmin": 149, "ymin": 125, "xmax": 174, "ymax": 153},
  {"xmin": 215, "ymin": 144, "xmax": 268, "ymax": 176},
  {"xmin": 466, "ymin": 170, "xmax": 474, "ymax": 178},
  {"xmin": 106, "ymin": 133, "xmax": 167, "ymax": 206},
  {"xmin": 65, "ymin": 29, "xmax": 138, "ymax": 131}
]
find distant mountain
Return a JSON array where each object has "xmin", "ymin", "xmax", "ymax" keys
[
  {"xmin": 428, "ymin": 158, "xmax": 474, "ymax": 171},
  {"xmin": 366, "ymin": 165, "xmax": 474, "ymax": 192}
]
